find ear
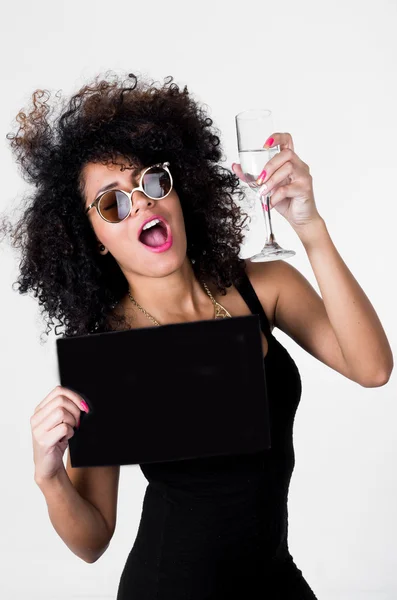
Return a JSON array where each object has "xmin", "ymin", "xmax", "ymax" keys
[{"xmin": 97, "ymin": 241, "xmax": 108, "ymax": 254}]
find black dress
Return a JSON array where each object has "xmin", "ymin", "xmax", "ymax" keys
[{"xmin": 116, "ymin": 270, "xmax": 318, "ymax": 599}]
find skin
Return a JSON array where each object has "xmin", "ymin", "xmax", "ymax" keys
[{"xmin": 80, "ymin": 159, "xmax": 276, "ymax": 357}]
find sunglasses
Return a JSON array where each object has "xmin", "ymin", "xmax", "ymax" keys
[{"xmin": 85, "ymin": 161, "xmax": 173, "ymax": 223}]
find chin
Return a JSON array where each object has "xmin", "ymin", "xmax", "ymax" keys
[{"xmin": 140, "ymin": 250, "xmax": 186, "ymax": 277}]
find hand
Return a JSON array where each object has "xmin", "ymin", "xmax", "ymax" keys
[
  {"xmin": 31, "ymin": 385, "xmax": 89, "ymax": 484},
  {"xmin": 232, "ymin": 132, "xmax": 322, "ymax": 232}
]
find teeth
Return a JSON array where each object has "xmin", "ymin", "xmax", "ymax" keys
[{"xmin": 142, "ymin": 218, "xmax": 161, "ymax": 231}]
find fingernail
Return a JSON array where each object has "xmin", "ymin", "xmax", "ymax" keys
[
  {"xmin": 264, "ymin": 204, "xmax": 269, "ymax": 212},
  {"xmin": 80, "ymin": 400, "xmax": 89, "ymax": 413},
  {"xmin": 264, "ymin": 137, "xmax": 274, "ymax": 148},
  {"xmin": 256, "ymin": 169, "xmax": 267, "ymax": 184}
]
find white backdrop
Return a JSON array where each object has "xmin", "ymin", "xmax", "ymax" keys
[{"xmin": 0, "ymin": 1, "xmax": 396, "ymax": 598}]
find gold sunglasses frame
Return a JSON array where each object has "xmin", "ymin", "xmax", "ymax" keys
[{"xmin": 85, "ymin": 161, "xmax": 173, "ymax": 224}]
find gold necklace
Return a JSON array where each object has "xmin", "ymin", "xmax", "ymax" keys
[{"xmin": 127, "ymin": 280, "xmax": 231, "ymax": 325}]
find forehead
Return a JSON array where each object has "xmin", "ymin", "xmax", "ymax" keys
[
  {"xmin": 81, "ymin": 159, "xmax": 143, "ymax": 204},
  {"xmin": 82, "ymin": 159, "xmax": 142, "ymax": 181}
]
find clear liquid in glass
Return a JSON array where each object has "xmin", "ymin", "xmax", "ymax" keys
[{"xmin": 238, "ymin": 148, "xmax": 279, "ymax": 189}]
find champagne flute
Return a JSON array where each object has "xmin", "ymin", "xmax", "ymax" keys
[{"xmin": 235, "ymin": 109, "xmax": 296, "ymax": 262}]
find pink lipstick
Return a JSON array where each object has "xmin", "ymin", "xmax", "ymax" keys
[{"xmin": 138, "ymin": 214, "xmax": 173, "ymax": 253}]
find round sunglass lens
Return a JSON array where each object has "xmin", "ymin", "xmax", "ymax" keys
[
  {"xmin": 142, "ymin": 167, "xmax": 171, "ymax": 198},
  {"xmin": 99, "ymin": 190, "xmax": 130, "ymax": 222}
]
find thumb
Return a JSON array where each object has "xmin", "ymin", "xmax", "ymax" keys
[{"xmin": 231, "ymin": 162, "xmax": 249, "ymax": 184}]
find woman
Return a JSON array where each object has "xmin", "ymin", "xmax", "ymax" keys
[{"xmin": 3, "ymin": 71, "xmax": 393, "ymax": 598}]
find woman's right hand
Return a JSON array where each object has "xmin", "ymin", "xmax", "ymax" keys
[{"xmin": 31, "ymin": 385, "xmax": 89, "ymax": 484}]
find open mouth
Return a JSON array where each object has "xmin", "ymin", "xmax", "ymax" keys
[{"xmin": 138, "ymin": 218, "xmax": 169, "ymax": 248}]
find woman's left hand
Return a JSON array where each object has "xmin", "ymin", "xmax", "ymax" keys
[{"xmin": 232, "ymin": 132, "xmax": 322, "ymax": 232}]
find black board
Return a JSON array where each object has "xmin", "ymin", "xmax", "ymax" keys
[{"xmin": 56, "ymin": 314, "xmax": 271, "ymax": 468}]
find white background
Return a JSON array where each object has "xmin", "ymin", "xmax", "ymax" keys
[{"xmin": 0, "ymin": 1, "xmax": 396, "ymax": 598}]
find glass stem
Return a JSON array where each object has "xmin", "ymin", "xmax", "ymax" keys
[{"xmin": 259, "ymin": 191, "xmax": 275, "ymax": 245}]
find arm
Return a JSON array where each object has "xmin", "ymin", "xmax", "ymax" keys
[
  {"xmin": 35, "ymin": 467, "xmax": 112, "ymax": 564},
  {"xmin": 296, "ymin": 217, "xmax": 393, "ymax": 385},
  {"xmin": 252, "ymin": 217, "xmax": 393, "ymax": 387},
  {"xmin": 238, "ymin": 131, "xmax": 392, "ymax": 386}
]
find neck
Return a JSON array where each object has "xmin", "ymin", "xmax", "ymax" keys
[{"xmin": 122, "ymin": 258, "xmax": 214, "ymax": 323}]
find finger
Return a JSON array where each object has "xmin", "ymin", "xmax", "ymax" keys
[
  {"xmin": 33, "ymin": 385, "xmax": 88, "ymax": 415},
  {"xmin": 231, "ymin": 163, "xmax": 249, "ymax": 184},
  {"xmin": 264, "ymin": 132, "xmax": 294, "ymax": 153},
  {"xmin": 259, "ymin": 162, "xmax": 294, "ymax": 198},
  {"xmin": 256, "ymin": 148, "xmax": 299, "ymax": 186},
  {"xmin": 30, "ymin": 385, "xmax": 86, "ymax": 428},
  {"xmin": 58, "ymin": 422, "xmax": 75, "ymax": 445},
  {"xmin": 266, "ymin": 181, "xmax": 302, "ymax": 208},
  {"xmin": 47, "ymin": 404, "xmax": 79, "ymax": 432},
  {"xmin": 37, "ymin": 420, "xmax": 75, "ymax": 450},
  {"xmin": 31, "ymin": 395, "xmax": 81, "ymax": 431}
]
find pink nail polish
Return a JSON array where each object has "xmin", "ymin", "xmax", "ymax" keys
[
  {"xmin": 80, "ymin": 400, "xmax": 89, "ymax": 413},
  {"xmin": 264, "ymin": 204, "xmax": 269, "ymax": 212},
  {"xmin": 257, "ymin": 169, "xmax": 267, "ymax": 184},
  {"xmin": 264, "ymin": 137, "xmax": 274, "ymax": 148}
]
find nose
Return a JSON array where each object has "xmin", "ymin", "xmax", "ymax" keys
[{"xmin": 131, "ymin": 190, "xmax": 155, "ymax": 214}]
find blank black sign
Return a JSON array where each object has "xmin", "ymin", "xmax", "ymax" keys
[{"xmin": 56, "ymin": 314, "xmax": 271, "ymax": 468}]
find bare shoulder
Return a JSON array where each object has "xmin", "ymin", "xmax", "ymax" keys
[
  {"xmin": 246, "ymin": 258, "xmax": 357, "ymax": 381},
  {"xmin": 244, "ymin": 257, "xmax": 318, "ymax": 330},
  {"xmin": 242, "ymin": 259, "xmax": 285, "ymax": 331},
  {"xmin": 244, "ymin": 257, "xmax": 305, "ymax": 309},
  {"xmin": 244, "ymin": 258, "xmax": 286, "ymax": 288},
  {"xmin": 105, "ymin": 300, "xmax": 135, "ymax": 331}
]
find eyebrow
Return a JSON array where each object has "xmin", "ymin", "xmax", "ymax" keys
[{"xmin": 92, "ymin": 167, "xmax": 142, "ymax": 202}]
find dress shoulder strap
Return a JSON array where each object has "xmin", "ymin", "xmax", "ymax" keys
[{"xmin": 234, "ymin": 269, "xmax": 272, "ymax": 338}]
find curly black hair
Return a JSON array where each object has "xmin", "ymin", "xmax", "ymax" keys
[{"xmin": 0, "ymin": 70, "xmax": 251, "ymax": 343}]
